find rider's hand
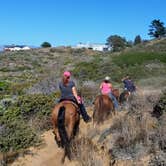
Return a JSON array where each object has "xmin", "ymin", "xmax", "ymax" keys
[{"xmin": 77, "ymin": 99, "xmax": 81, "ymax": 104}]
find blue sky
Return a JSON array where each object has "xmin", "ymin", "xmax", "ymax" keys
[{"xmin": 0, "ymin": 0, "xmax": 166, "ymax": 46}]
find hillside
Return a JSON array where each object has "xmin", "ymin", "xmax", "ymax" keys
[{"xmin": 0, "ymin": 39, "xmax": 166, "ymax": 166}]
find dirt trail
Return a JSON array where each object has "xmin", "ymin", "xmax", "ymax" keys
[
  {"xmin": 9, "ymin": 88, "xmax": 164, "ymax": 166},
  {"xmin": 11, "ymin": 109, "xmax": 125, "ymax": 166},
  {"xmin": 10, "ymin": 130, "xmax": 79, "ymax": 166},
  {"xmin": 10, "ymin": 108, "xmax": 95, "ymax": 166},
  {"xmin": 10, "ymin": 108, "xmax": 135, "ymax": 166}
]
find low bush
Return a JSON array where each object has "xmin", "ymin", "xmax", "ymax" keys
[
  {"xmin": 0, "ymin": 119, "xmax": 41, "ymax": 153},
  {"xmin": 73, "ymin": 52, "xmax": 166, "ymax": 83},
  {"xmin": 0, "ymin": 93, "xmax": 56, "ymax": 154},
  {"xmin": 112, "ymin": 52, "xmax": 166, "ymax": 67},
  {"xmin": 4, "ymin": 94, "xmax": 55, "ymax": 119},
  {"xmin": 71, "ymin": 137, "xmax": 103, "ymax": 166},
  {"xmin": 0, "ymin": 81, "xmax": 9, "ymax": 92}
]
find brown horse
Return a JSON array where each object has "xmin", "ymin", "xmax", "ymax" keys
[
  {"xmin": 112, "ymin": 88, "xmax": 120, "ymax": 101},
  {"xmin": 113, "ymin": 88, "xmax": 130, "ymax": 105},
  {"xmin": 51, "ymin": 101, "xmax": 80, "ymax": 163},
  {"xmin": 119, "ymin": 90, "xmax": 130, "ymax": 105},
  {"xmin": 93, "ymin": 95, "xmax": 115, "ymax": 124}
]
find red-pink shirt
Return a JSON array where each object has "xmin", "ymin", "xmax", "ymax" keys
[{"xmin": 100, "ymin": 82, "xmax": 112, "ymax": 95}]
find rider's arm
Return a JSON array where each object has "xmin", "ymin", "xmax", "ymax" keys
[
  {"xmin": 72, "ymin": 86, "xmax": 80, "ymax": 103},
  {"xmin": 121, "ymin": 77, "xmax": 126, "ymax": 82},
  {"xmin": 99, "ymin": 83, "xmax": 103, "ymax": 90}
]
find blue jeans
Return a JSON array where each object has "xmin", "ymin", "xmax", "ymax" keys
[{"xmin": 108, "ymin": 92, "xmax": 119, "ymax": 109}]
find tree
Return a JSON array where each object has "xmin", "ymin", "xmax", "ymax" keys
[
  {"xmin": 126, "ymin": 40, "xmax": 133, "ymax": 47},
  {"xmin": 41, "ymin": 42, "xmax": 52, "ymax": 48},
  {"xmin": 106, "ymin": 35, "xmax": 127, "ymax": 52},
  {"xmin": 148, "ymin": 19, "xmax": 166, "ymax": 38},
  {"xmin": 134, "ymin": 35, "xmax": 142, "ymax": 45}
]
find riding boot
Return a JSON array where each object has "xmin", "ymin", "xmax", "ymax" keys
[{"xmin": 79, "ymin": 104, "xmax": 91, "ymax": 123}]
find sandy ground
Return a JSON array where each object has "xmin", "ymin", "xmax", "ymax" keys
[
  {"xmin": 9, "ymin": 94, "xmax": 156, "ymax": 166},
  {"xmin": 10, "ymin": 130, "xmax": 76, "ymax": 166},
  {"xmin": 10, "ymin": 108, "xmax": 94, "ymax": 166},
  {"xmin": 10, "ymin": 107, "xmax": 125, "ymax": 166}
]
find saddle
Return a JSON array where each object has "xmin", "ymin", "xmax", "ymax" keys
[{"xmin": 60, "ymin": 100, "xmax": 79, "ymax": 110}]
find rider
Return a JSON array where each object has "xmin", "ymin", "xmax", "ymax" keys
[
  {"xmin": 121, "ymin": 75, "xmax": 136, "ymax": 94},
  {"xmin": 59, "ymin": 71, "xmax": 91, "ymax": 123},
  {"xmin": 100, "ymin": 76, "xmax": 119, "ymax": 110}
]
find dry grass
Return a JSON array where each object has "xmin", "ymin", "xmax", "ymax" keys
[
  {"xmin": 71, "ymin": 137, "xmax": 106, "ymax": 166},
  {"xmin": 107, "ymin": 91, "xmax": 164, "ymax": 161}
]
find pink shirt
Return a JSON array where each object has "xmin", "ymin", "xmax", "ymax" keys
[{"xmin": 100, "ymin": 82, "xmax": 112, "ymax": 95}]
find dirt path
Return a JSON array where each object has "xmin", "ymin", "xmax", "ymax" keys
[
  {"xmin": 10, "ymin": 108, "xmax": 133, "ymax": 166},
  {"xmin": 10, "ymin": 108, "xmax": 95, "ymax": 166},
  {"xmin": 10, "ymin": 130, "xmax": 79, "ymax": 166}
]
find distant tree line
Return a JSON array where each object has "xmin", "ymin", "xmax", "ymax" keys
[
  {"xmin": 40, "ymin": 19, "xmax": 166, "ymax": 52},
  {"xmin": 106, "ymin": 19, "xmax": 166, "ymax": 52}
]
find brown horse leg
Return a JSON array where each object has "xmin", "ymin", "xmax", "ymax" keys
[
  {"xmin": 53, "ymin": 127, "xmax": 61, "ymax": 147},
  {"xmin": 73, "ymin": 118, "xmax": 80, "ymax": 137},
  {"xmin": 65, "ymin": 121, "xmax": 75, "ymax": 160},
  {"xmin": 66, "ymin": 116, "xmax": 76, "ymax": 139}
]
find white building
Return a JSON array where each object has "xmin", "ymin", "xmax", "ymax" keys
[
  {"xmin": 4, "ymin": 45, "xmax": 31, "ymax": 51},
  {"xmin": 75, "ymin": 43, "xmax": 111, "ymax": 51}
]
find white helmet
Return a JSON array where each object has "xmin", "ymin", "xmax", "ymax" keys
[{"xmin": 105, "ymin": 76, "xmax": 110, "ymax": 81}]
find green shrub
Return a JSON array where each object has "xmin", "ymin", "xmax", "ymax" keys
[
  {"xmin": 73, "ymin": 52, "xmax": 166, "ymax": 83},
  {"xmin": 0, "ymin": 81, "xmax": 9, "ymax": 92},
  {"xmin": 1, "ymin": 94, "xmax": 55, "ymax": 129},
  {"xmin": 0, "ymin": 119, "xmax": 41, "ymax": 152},
  {"xmin": 112, "ymin": 52, "xmax": 166, "ymax": 67},
  {"xmin": 14, "ymin": 94, "xmax": 55, "ymax": 118},
  {"xmin": 0, "ymin": 93, "xmax": 56, "ymax": 153},
  {"xmin": 72, "ymin": 56, "xmax": 106, "ymax": 82}
]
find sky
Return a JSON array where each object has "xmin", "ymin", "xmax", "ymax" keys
[{"xmin": 0, "ymin": 0, "xmax": 166, "ymax": 47}]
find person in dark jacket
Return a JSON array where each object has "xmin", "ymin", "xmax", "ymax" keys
[
  {"xmin": 121, "ymin": 76, "xmax": 136, "ymax": 93},
  {"xmin": 59, "ymin": 71, "xmax": 91, "ymax": 123}
]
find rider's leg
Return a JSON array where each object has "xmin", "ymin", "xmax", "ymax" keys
[
  {"xmin": 79, "ymin": 103, "xmax": 91, "ymax": 122},
  {"xmin": 108, "ymin": 92, "xmax": 119, "ymax": 109}
]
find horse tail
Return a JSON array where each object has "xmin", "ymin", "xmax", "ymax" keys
[
  {"xmin": 98, "ymin": 95, "xmax": 104, "ymax": 123},
  {"xmin": 57, "ymin": 106, "xmax": 71, "ymax": 160}
]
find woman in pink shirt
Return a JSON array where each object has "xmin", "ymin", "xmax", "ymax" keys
[{"xmin": 100, "ymin": 76, "xmax": 119, "ymax": 109}]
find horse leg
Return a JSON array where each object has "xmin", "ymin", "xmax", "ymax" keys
[
  {"xmin": 73, "ymin": 118, "xmax": 80, "ymax": 137},
  {"xmin": 65, "ymin": 121, "xmax": 75, "ymax": 160},
  {"xmin": 61, "ymin": 151, "xmax": 66, "ymax": 163},
  {"xmin": 53, "ymin": 127, "xmax": 61, "ymax": 147}
]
